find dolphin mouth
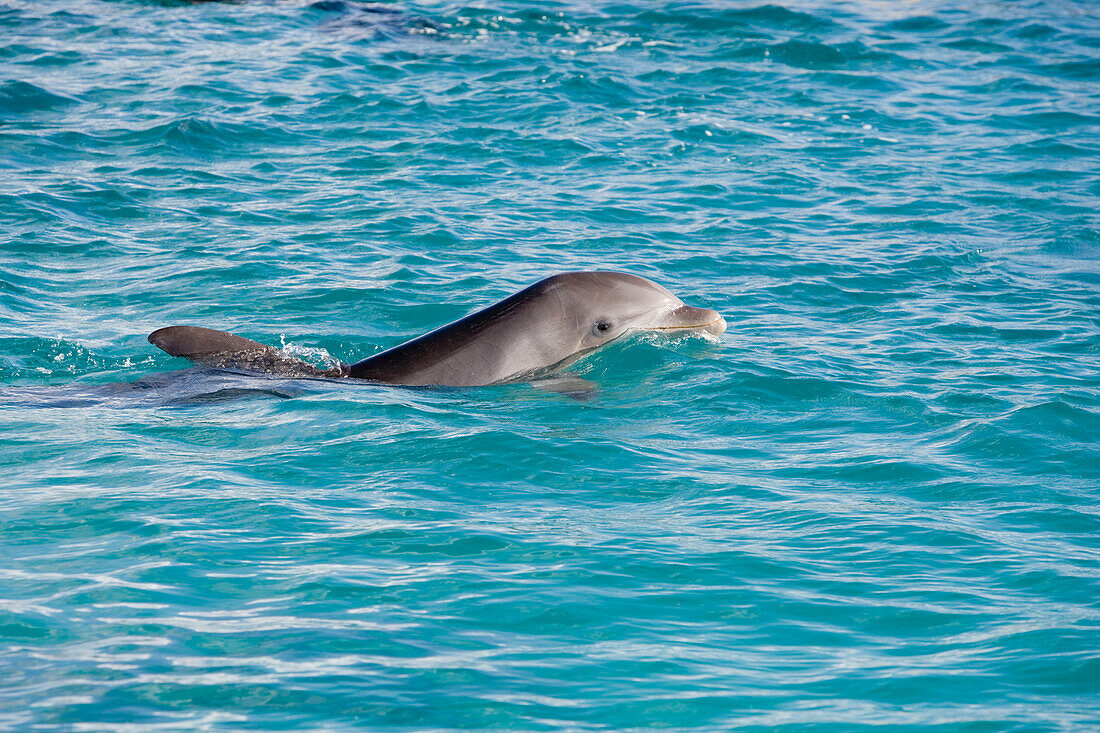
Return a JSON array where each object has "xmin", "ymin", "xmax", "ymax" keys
[{"xmin": 653, "ymin": 305, "xmax": 727, "ymax": 336}]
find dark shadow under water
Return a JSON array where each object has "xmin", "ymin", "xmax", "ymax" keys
[
  {"xmin": 0, "ymin": 369, "xmax": 327, "ymax": 409},
  {"xmin": 1, "ymin": 368, "xmax": 602, "ymax": 407}
]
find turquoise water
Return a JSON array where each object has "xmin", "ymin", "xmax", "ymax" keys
[{"xmin": 2, "ymin": 0, "xmax": 1099, "ymax": 728}]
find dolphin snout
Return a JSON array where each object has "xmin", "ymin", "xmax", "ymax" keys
[
  {"xmin": 661, "ymin": 305, "xmax": 726, "ymax": 336},
  {"xmin": 702, "ymin": 314, "xmax": 727, "ymax": 336}
]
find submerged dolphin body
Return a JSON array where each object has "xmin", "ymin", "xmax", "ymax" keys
[{"xmin": 148, "ymin": 271, "xmax": 725, "ymax": 388}]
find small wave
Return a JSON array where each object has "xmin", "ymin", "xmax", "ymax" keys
[
  {"xmin": 0, "ymin": 337, "xmax": 150, "ymax": 381},
  {"xmin": 767, "ymin": 39, "xmax": 900, "ymax": 71},
  {"xmin": 279, "ymin": 337, "xmax": 343, "ymax": 370},
  {"xmin": 0, "ymin": 80, "xmax": 79, "ymax": 114},
  {"xmin": 120, "ymin": 116, "xmax": 290, "ymax": 155}
]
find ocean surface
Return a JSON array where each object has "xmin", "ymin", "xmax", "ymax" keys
[{"xmin": 2, "ymin": 0, "xmax": 1099, "ymax": 729}]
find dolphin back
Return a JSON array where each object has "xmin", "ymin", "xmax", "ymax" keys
[
  {"xmin": 345, "ymin": 283, "xmax": 541, "ymax": 386},
  {"xmin": 148, "ymin": 326, "xmax": 343, "ymax": 378}
]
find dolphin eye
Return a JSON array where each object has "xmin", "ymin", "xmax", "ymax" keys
[{"xmin": 594, "ymin": 321, "xmax": 612, "ymax": 334}]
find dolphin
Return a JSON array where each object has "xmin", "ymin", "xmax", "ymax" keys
[{"xmin": 147, "ymin": 271, "xmax": 725, "ymax": 388}]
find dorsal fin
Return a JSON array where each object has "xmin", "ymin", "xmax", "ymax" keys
[
  {"xmin": 148, "ymin": 326, "xmax": 345, "ymax": 378},
  {"xmin": 149, "ymin": 326, "xmax": 273, "ymax": 358}
]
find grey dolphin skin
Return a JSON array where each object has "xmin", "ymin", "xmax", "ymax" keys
[{"xmin": 148, "ymin": 271, "xmax": 726, "ymax": 388}]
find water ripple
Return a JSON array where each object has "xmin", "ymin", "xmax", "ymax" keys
[{"xmin": 1, "ymin": 0, "xmax": 1098, "ymax": 729}]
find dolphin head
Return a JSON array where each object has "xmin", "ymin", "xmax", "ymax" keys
[{"xmin": 538, "ymin": 271, "xmax": 726, "ymax": 353}]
